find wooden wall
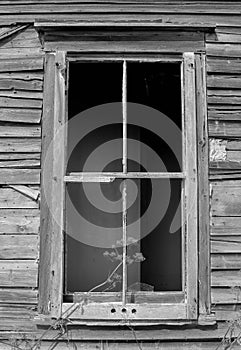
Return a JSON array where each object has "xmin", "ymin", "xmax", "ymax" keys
[{"xmin": 0, "ymin": 1, "xmax": 241, "ymax": 349}]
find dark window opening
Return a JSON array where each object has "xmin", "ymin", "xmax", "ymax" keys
[{"xmin": 65, "ymin": 61, "xmax": 183, "ymax": 296}]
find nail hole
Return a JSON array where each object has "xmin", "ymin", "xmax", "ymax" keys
[
  {"xmin": 131, "ymin": 309, "xmax": 137, "ymax": 314},
  {"xmin": 121, "ymin": 308, "xmax": 127, "ymax": 313},
  {"xmin": 111, "ymin": 308, "xmax": 116, "ymax": 313}
]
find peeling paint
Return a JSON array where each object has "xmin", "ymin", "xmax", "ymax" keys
[{"xmin": 209, "ymin": 139, "xmax": 227, "ymax": 162}]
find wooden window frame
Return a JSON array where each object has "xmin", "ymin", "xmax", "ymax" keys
[{"xmin": 39, "ymin": 44, "xmax": 210, "ymax": 324}]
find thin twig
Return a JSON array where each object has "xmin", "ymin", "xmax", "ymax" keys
[
  {"xmin": 0, "ymin": 339, "xmax": 24, "ymax": 350},
  {"xmin": 126, "ymin": 319, "xmax": 143, "ymax": 350},
  {"xmin": 31, "ymin": 261, "xmax": 123, "ymax": 349},
  {"xmin": 88, "ymin": 261, "xmax": 123, "ymax": 293}
]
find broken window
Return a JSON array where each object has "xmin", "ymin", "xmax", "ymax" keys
[
  {"xmin": 65, "ymin": 61, "xmax": 182, "ymax": 297},
  {"xmin": 39, "ymin": 48, "xmax": 208, "ymax": 322}
]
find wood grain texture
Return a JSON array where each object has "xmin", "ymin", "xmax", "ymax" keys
[
  {"xmin": 211, "ymin": 182, "xmax": 241, "ymax": 216},
  {"xmin": 211, "ymin": 270, "xmax": 241, "ymax": 287},
  {"xmin": 211, "ymin": 216, "xmax": 241, "ymax": 235},
  {"xmin": 0, "ymin": 109, "xmax": 41, "ymax": 123},
  {"xmin": 183, "ymin": 52, "xmax": 198, "ymax": 319},
  {"xmin": 0, "ymin": 260, "xmax": 38, "ymax": 287},
  {"xmin": 196, "ymin": 53, "xmax": 210, "ymax": 316},
  {"xmin": 0, "ymin": 235, "xmax": 38, "ymax": 259},
  {"xmin": 0, "ymin": 169, "xmax": 40, "ymax": 184},
  {"xmin": 0, "ymin": 138, "xmax": 41, "ymax": 153},
  {"xmin": 0, "ymin": 125, "xmax": 40, "ymax": 138},
  {"xmin": 0, "ymin": 288, "xmax": 37, "ymax": 304},
  {"xmin": 0, "ymin": 188, "xmax": 39, "ymax": 208},
  {"xmin": 209, "ymin": 121, "xmax": 241, "ymax": 138},
  {"xmin": 49, "ymin": 51, "xmax": 66, "ymax": 318},
  {"xmin": 211, "ymin": 238, "xmax": 241, "ymax": 253},
  {"xmin": 211, "ymin": 254, "xmax": 241, "ymax": 269},
  {"xmin": 38, "ymin": 53, "xmax": 55, "ymax": 315},
  {"xmin": 0, "ymin": 209, "xmax": 39, "ymax": 234},
  {"xmin": 0, "ymin": 57, "xmax": 43, "ymax": 72}
]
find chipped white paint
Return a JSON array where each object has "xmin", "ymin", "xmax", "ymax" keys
[{"xmin": 209, "ymin": 139, "xmax": 227, "ymax": 162}]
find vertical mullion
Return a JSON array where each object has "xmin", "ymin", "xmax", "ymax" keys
[
  {"xmin": 180, "ymin": 61, "xmax": 186, "ymax": 294},
  {"xmin": 122, "ymin": 60, "xmax": 127, "ymax": 305},
  {"xmin": 123, "ymin": 60, "xmax": 127, "ymax": 174},
  {"xmin": 183, "ymin": 52, "xmax": 198, "ymax": 319}
]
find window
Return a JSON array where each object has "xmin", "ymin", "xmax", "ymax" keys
[{"xmin": 38, "ymin": 28, "xmax": 210, "ymax": 324}]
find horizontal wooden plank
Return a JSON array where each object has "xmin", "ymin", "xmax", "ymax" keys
[
  {"xmin": 0, "ymin": 153, "xmax": 40, "ymax": 168},
  {"xmin": 0, "ymin": 235, "xmax": 38, "ymax": 259},
  {"xmin": 0, "ymin": 288, "xmax": 37, "ymax": 304},
  {"xmin": 208, "ymin": 58, "xmax": 241, "ymax": 74},
  {"xmin": 0, "ymin": 188, "xmax": 39, "ymax": 208},
  {"xmin": 0, "ymin": 71, "xmax": 43, "ymax": 81},
  {"xmin": 212, "ymin": 287, "xmax": 241, "ymax": 304},
  {"xmin": 207, "ymin": 75, "xmax": 241, "ymax": 89},
  {"xmin": 211, "ymin": 270, "xmax": 241, "ymax": 287},
  {"xmin": 208, "ymin": 109, "xmax": 241, "ymax": 121},
  {"xmin": 0, "ymin": 260, "xmax": 38, "ymax": 287},
  {"xmin": 0, "ymin": 90, "xmax": 42, "ymax": 100},
  {"xmin": 45, "ymin": 29, "xmax": 203, "ymax": 42},
  {"xmin": 0, "ymin": 29, "xmax": 40, "ymax": 50},
  {"xmin": 210, "ymin": 161, "xmax": 241, "ymax": 173},
  {"xmin": 0, "ymin": 57, "xmax": 43, "ymax": 72},
  {"xmin": 0, "ymin": 209, "xmax": 39, "ymax": 233},
  {"xmin": 0, "ymin": 340, "xmax": 233, "ymax": 350},
  {"xmin": 61, "ymin": 302, "xmax": 187, "ymax": 320},
  {"xmin": 0, "ymin": 79, "xmax": 42, "ymax": 91},
  {"xmin": 45, "ymin": 40, "xmax": 204, "ymax": 52},
  {"xmin": 209, "ymin": 120, "xmax": 241, "ymax": 137},
  {"xmin": 0, "ymin": 108, "xmax": 41, "ymax": 123},
  {"xmin": 207, "ymin": 43, "xmax": 241, "ymax": 57},
  {"xmin": 0, "ymin": 304, "xmax": 35, "ymax": 318},
  {"xmin": 206, "ymin": 32, "xmax": 241, "ymax": 44},
  {"xmin": 0, "ymin": 159, "xmax": 40, "ymax": 168},
  {"xmin": 211, "ymin": 254, "xmax": 241, "ymax": 269},
  {"xmin": 0, "ymin": 97, "xmax": 42, "ymax": 108},
  {"xmin": 0, "ymin": 48, "xmax": 42, "ymax": 58},
  {"xmin": 0, "ymin": 153, "xmax": 40, "ymax": 160},
  {"xmin": 211, "ymin": 237, "xmax": 241, "ymax": 253},
  {"xmin": 208, "ymin": 90, "xmax": 241, "ymax": 105},
  {"xmin": 227, "ymin": 140, "xmax": 241, "ymax": 150},
  {"xmin": 1, "ymin": 2, "xmax": 241, "ymax": 14},
  {"xmin": 0, "ymin": 125, "xmax": 40, "ymax": 138},
  {"xmin": 212, "ymin": 305, "xmax": 241, "ymax": 321},
  {"xmin": 211, "ymin": 182, "xmax": 241, "ymax": 216},
  {"xmin": 0, "ymin": 169, "xmax": 40, "ymax": 184},
  {"xmin": 0, "ymin": 139, "xmax": 41, "ymax": 152},
  {"xmin": 0, "ymin": 318, "xmax": 35, "ymax": 331},
  {"xmin": 0, "ymin": 321, "xmax": 237, "ymax": 341},
  {"xmin": 211, "ymin": 216, "xmax": 241, "ymax": 235}
]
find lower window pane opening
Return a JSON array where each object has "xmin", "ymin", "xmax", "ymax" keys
[{"xmin": 64, "ymin": 179, "xmax": 182, "ymax": 300}]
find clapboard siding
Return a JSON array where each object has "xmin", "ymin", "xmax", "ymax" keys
[
  {"xmin": 0, "ymin": 209, "xmax": 40, "ymax": 233},
  {"xmin": 0, "ymin": 25, "xmax": 42, "ymax": 333},
  {"xmin": 1, "ymin": 2, "xmax": 241, "ymax": 347},
  {"xmin": 206, "ymin": 23, "xmax": 241, "ymax": 329}
]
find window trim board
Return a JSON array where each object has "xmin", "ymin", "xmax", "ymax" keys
[{"xmin": 39, "ymin": 50, "xmax": 210, "ymax": 323}]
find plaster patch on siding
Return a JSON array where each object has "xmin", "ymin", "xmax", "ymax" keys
[{"xmin": 209, "ymin": 139, "xmax": 227, "ymax": 162}]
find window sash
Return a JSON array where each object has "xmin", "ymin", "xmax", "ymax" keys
[
  {"xmin": 40, "ymin": 50, "xmax": 200, "ymax": 321},
  {"xmin": 65, "ymin": 58, "xmax": 185, "ymax": 303}
]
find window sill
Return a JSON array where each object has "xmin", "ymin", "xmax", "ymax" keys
[
  {"xmin": 34, "ymin": 313, "xmax": 216, "ymax": 328},
  {"xmin": 35, "ymin": 303, "xmax": 217, "ymax": 327}
]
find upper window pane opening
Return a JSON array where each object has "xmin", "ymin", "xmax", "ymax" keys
[{"xmin": 67, "ymin": 61, "xmax": 182, "ymax": 174}]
